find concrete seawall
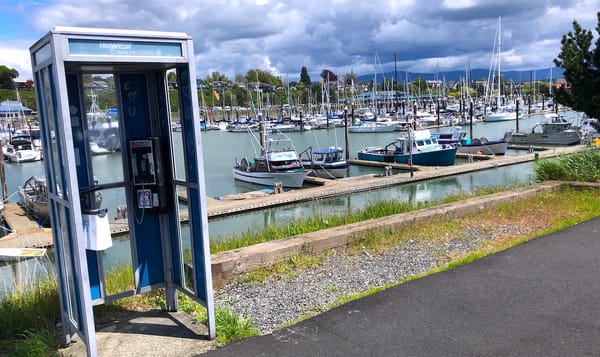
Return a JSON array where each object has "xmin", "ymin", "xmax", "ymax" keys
[{"xmin": 210, "ymin": 181, "xmax": 600, "ymax": 288}]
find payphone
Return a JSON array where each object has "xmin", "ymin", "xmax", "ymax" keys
[
  {"xmin": 30, "ymin": 27, "xmax": 215, "ymax": 355},
  {"xmin": 129, "ymin": 137, "xmax": 167, "ymax": 211}
]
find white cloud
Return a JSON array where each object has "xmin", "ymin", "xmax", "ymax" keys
[
  {"xmin": 0, "ymin": 44, "xmax": 34, "ymax": 81},
  {"xmin": 1, "ymin": 0, "xmax": 598, "ymax": 82}
]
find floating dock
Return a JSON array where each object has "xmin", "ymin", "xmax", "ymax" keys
[{"xmin": 0, "ymin": 144, "xmax": 587, "ymax": 249}]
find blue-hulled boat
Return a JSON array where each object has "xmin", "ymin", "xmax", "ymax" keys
[{"xmin": 357, "ymin": 129, "xmax": 457, "ymax": 166}]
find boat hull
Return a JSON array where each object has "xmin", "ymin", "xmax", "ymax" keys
[
  {"xmin": 358, "ymin": 146, "xmax": 457, "ymax": 166},
  {"xmin": 457, "ymin": 140, "xmax": 508, "ymax": 155},
  {"xmin": 305, "ymin": 166, "xmax": 348, "ymax": 179},
  {"xmin": 483, "ymin": 112, "xmax": 517, "ymax": 122},
  {"xmin": 349, "ymin": 123, "xmax": 397, "ymax": 133},
  {"xmin": 4, "ymin": 150, "xmax": 42, "ymax": 163},
  {"xmin": 507, "ymin": 131, "xmax": 581, "ymax": 146},
  {"xmin": 232, "ymin": 168, "xmax": 308, "ymax": 188}
]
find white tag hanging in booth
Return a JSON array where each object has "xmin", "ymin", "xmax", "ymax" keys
[{"xmin": 83, "ymin": 209, "xmax": 113, "ymax": 251}]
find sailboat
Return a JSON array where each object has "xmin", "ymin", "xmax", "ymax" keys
[{"xmin": 484, "ymin": 16, "xmax": 517, "ymax": 122}]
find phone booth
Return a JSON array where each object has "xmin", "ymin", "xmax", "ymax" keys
[{"xmin": 29, "ymin": 27, "xmax": 215, "ymax": 355}]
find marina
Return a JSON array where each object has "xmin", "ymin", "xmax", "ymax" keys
[
  {"xmin": 0, "ymin": 109, "xmax": 594, "ymax": 247},
  {"xmin": 0, "ymin": 140, "xmax": 588, "ymax": 249}
]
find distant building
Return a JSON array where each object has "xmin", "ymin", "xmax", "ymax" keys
[
  {"xmin": 87, "ymin": 81, "xmax": 108, "ymax": 90},
  {"xmin": 0, "ymin": 100, "xmax": 33, "ymax": 118}
]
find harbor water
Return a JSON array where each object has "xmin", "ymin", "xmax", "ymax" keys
[{"xmin": 0, "ymin": 111, "xmax": 585, "ymax": 297}]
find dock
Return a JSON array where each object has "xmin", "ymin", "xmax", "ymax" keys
[{"xmin": 0, "ymin": 144, "xmax": 587, "ymax": 249}]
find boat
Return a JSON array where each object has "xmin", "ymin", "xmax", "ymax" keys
[
  {"xmin": 232, "ymin": 128, "xmax": 309, "ymax": 188},
  {"xmin": 89, "ymin": 141, "xmax": 113, "ymax": 155},
  {"xmin": 433, "ymin": 126, "xmax": 508, "ymax": 155},
  {"xmin": 18, "ymin": 175, "xmax": 102, "ymax": 226},
  {"xmin": 0, "ymin": 247, "xmax": 47, "ymax": 262},
  {"xmin": 349, "ymin": 121, "xmax": 398, "ymax": 133},
  {"xmin": 483, "ymin": 109, "xmax": 517, "ymax": 122},
  {"xmin": 2, "ymin": 135, "xmax": 42, "ymax": 163},
  {"xmin": 299, "ymin": 146, "xmax": 348, "ymax": 179},
  {"xmin": 504, "ymin": 113, "xmax": 582, "ymax": 146},
  {"xmin": 18, "ymin": 176, "xmax": 50, "ymax": 225},
  {"xmin": 357, "ymin": 129, "xmax": 458, "ymax": 166},
  {"xmin": 432, "ymin": 127, "xmax": 468, "ymax": 146},
  {"xmin": 457, "ymin": 137, "xmax": 508, "ymax": 155},
  {"xmin": 483, "ymin": 17, "xmax": 518, "ymax": 123}
]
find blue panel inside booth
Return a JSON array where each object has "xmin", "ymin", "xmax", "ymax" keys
[{"xmin": 120, "ymin": 73, "xmax": 165, "ymax": 287}]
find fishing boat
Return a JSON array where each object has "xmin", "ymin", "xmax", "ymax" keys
[
  {"xmin": 432, "ymin": 127, "xmax": 468, "ymax": 146},
  {"xmin": 357, "ymin": 129, "xmax": 457, "ymax": 166},
  {"xmin": 457, "ymin": 137, "xmax": 508, "ymax": 155},
  {"xmin": 233, "ymin": 127, "xmax": 308, "ymax": 188},
  {"xmin": 299, "ymin": 146, "xmax": 348, "ymax": 179},
  {"xmin": 19, "ymin": 175, "xmax": 102, "ymax": 226},
  {"xmin": 18, "ymin": 176, "xmax": 50, "ymax": 225},
  {"xmin": 2, "ymin": 135, "xmax": 42, "ymax": 163},
  {"xmin": 433, "ymin": 128, "xmax": 508, "ymax": 155},
  {"xmin": 504, "ymin": 113, "xmax": 582, "ymax": 146}
]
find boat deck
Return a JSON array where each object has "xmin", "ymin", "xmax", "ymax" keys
[{"xmin": 0, "ymin": 144, "xmax": 587, "ymax": 249}]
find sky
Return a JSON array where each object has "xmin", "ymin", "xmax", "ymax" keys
[{"xmin": 0, "ymin": 0, "xmax": 599, "ymax": 82}]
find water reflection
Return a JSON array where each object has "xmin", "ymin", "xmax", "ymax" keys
[{"xmin": 208, "ymin": 162, "xmax": 536, "ymax": 240}]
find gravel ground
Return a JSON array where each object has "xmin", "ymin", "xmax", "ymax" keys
[{"xmin": 214, "ymin": 227, "xmax": 498, "ymax": 334}]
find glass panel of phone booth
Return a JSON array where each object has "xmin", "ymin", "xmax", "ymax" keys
[
  {"xmin": 40, "ymin": 66, "xmax": 65, "ymax": 199},
  {"xmin": 174, "ymin": 184, "xmax": 195, "ymax": 294},
  {"xmin": 56, "ymin": 204, "xmax": 80, "ymax": 327}
]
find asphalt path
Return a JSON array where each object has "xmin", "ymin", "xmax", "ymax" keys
[{"xmin": 204, "ymin": 216, "xmax": 600, "ymax": 356}]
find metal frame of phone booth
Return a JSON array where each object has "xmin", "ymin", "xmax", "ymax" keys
[{"xmin": 29, "ymin": 27, "xmax": 215, "ymax": 356}]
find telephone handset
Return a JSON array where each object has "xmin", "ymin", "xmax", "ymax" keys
[{"xmin": 129, "ymin": 138, "xmax": 167, "ymax": 211}]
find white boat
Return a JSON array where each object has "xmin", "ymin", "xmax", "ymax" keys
[
  {"xmin": 233, "ymin": 128, "xmax": 309, "ymax": 188},
  {"xmin": 349, "ymin": 121, "xmax": 398, "ymax": 133},
  {"xmin": 483, "ymin": 109, "xmax": 517, "ymax": 122},
  {"xmin": 89, "ymin": 141, "xmax": 112, "ymax": 155},
  {"xmin": 504, "ymin": 113, "xmax": 582, "ymax": 146},
  {"xmin": 299, "ymin": 146, "xmax": 348, "ymax": 179},
  {"xmin": 0, "ymin": 248, "xmax": 47, "ymax": 262},
  {"xmin": 2, "ymin": 135, "xmax": 42, "ymax": 163},
  {"xmin": 483, "ymin": 17, "xmax": 517, "ymax": 123}
]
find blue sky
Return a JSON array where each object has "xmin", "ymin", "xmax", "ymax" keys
[{"xmin": 1, "ymin": 0, "xmax": 598, "ymax": 82}]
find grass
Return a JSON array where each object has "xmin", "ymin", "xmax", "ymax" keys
[
  {"xmin": 0, "ymin": 277, "xmax": 62, "ymax": 355},
  {"xmin": 534, "ymin": 148, "xmax": 600, "ymax": 182},
  {"xmin": 209, "ymin": 184, "xmax": 519, "ymax": 253}
]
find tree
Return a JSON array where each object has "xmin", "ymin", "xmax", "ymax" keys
[
  {"xmin": 553, "ymin": 12, "xmax": 600, "ymax": 119},
  {"xmin": 0, "ymin": 65, "xmax": 19, "ymax": 89},
  {"xmin": 343, "ymin": 72, "xmax": 357, "ymax": 86},
  {"xmin": 320, "ymin": 69, "xmax": 337, "ymax": 83},
  {"xmin": 299, "ymin": 66, "xmax": 311, "ymax": 87}
]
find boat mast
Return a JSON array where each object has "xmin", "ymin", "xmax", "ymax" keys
[{"xmin": 497, "ymin": 16, "xmax": 502, "ymax": 109}]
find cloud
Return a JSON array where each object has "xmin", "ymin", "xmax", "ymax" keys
[{"xmin": 1, "ymin": 0, "xmax": 598, "ymax": 82}]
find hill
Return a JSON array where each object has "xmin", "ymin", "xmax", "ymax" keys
[{"xmin": 357, "ymin": 67, "xmax": 563, "ymax": 84}]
